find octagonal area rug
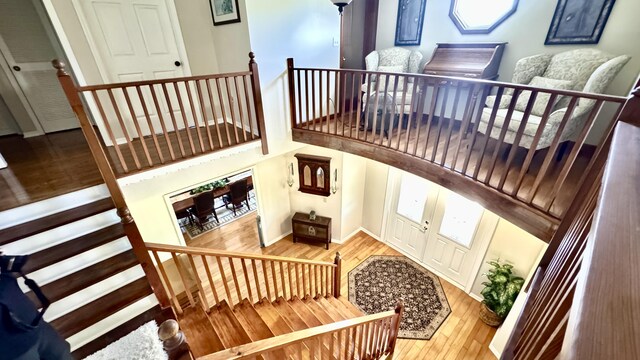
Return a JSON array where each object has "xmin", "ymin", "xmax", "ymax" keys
[{"xmin": 348, "ymin": 255, "xmax": 451, "ymax": 340}]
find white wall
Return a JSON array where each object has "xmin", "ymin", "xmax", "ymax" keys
[
  {"xmin": 361, "ymin": 159, "xmax": 389, "ymax": 238},
  {"xmin": 375, "ymin": 0, "xmax": 640, "ymax": 140},
  {"xmin": 210, "ymin": 0, "xmax": 252, "ymax": 73},
  {"xmin": 0, "ymin": 94, "xmax": 18, "ymax": 135},
  {"xmin": 340, "ymin": 153, "xmax": 366, "ymax": 240}
]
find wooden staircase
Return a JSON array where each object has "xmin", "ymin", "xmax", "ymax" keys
[{"xmin": 147, "ymin": 243, "xmax": 404, "ymax": 359}]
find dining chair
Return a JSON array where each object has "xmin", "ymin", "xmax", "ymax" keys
[
  {"xmin": 226, "ymin": 179, "xmax": 250, "ymax": 216},
  {"xmin": 193, "ymin": 191, "xmax": 218, "ymax": 229}
]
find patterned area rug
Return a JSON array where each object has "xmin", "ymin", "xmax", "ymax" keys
[
  {"xmin": 182, "ymin": 191, "xmax": 257, "ymax": 239},
  {"xmin": 348, "ymin": 255, "xmax": 451, "ymax": 340}
]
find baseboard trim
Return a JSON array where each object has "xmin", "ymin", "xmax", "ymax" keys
[
  {"xmin": 264, "ymin": 231, "xmax": 292, "ymax": 247},
  {"xmin": 23, "ymin": 130, "xmax": 45, "ymax": 138},
  {"xmin": 360, "ymin": 227, "xmax": 382, "ymax": 241},
  {"xmin": 489, "ymin": 343, "xmax": 501, "ymax": 359}
]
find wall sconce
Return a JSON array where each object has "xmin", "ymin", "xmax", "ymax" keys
[
  {"xmin": 329, "ymin": 0, "xmax": 352, "ymax": 15},
  {"xmin": 331, "ymin": 168, "xmax": 338, "ymax": 194},
  {"xmin": 287, "ymin": 162, "xmax": 295, "ymax": 187}
]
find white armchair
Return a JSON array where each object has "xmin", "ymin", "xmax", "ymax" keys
[{"xmin": 477, "ymin": 49, "xmax": 630, "ymax": 150}]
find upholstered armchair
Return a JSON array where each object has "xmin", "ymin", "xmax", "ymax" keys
[
  {"xmin": 362, "ymin": 48, "xmax": 423, "ymax": 116},
  {"xmin": 477, "ymin": 49, "xmax": 630, "ymax": 150}
]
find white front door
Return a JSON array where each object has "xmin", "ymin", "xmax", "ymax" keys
[
  {"xmin": 385, "ymin": 171, "xmax": 438, "ymax": 260},
  {"xmin": 0, "ymin": 0, "xmax": 78, "ymax": 133}
]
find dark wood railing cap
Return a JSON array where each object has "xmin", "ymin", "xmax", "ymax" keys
[
  {"xmin": 52, "ymin": 59, "xmax": 69, "ymax": 76},
  {"xmin": 632, "ymin": 87, "xmax": 640, "ymax": 97},
  {"xmin": 395, "ymin": 298, "xmax": 404, "ymax": 313},
  {"xmin": 249, "ymin": 51, "xmax": 256, "ymax": 64}
]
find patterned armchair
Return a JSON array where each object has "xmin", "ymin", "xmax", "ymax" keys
[{"xmin": 478, "ymin": 49, "xmax": 630, "ymax": 150}]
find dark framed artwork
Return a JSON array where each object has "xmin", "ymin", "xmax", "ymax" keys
[
  {"xmin": 394, "ymin": 0, "xmax": 427, "ymax": 46},
  {"xmin": 545, "ymin": 0, "xmax": 616, "ymax": 45},
  {"xmin": 209, "ymin": 0, "xmax": 241, "ymax": 26}
]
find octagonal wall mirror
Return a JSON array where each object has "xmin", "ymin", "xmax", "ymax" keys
[{"xmin": 449, "ymin": 0, "xmax": 519, "ymax": 34}]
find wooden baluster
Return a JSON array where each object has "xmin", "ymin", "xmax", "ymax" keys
[
  {"xmin": 204, "ymin": 79, "xmax": 224, "ymax": 147},
  {"xmin": 295, "ymin": 263, "xmax": 301, "ymax": 299},
  {"xmin": 107, "ymin": 89, "xmax": 142, "ymax": 169},
  {"xmin": 184, "ymin": 81, "xmax": 206, "ymax": 152},
  {"xmin": 451, "ymin": 84, "xmax": 481, "ymax": 170},
  {"xmin": 388, "ymin": 299, "xmax": 404, "ymax": 358},
  {"xmin": 543, "ymin": 100, "xmax": 606, "ymax": 212},
  {"xmin": 347, "ymin": 326, "xmax": 356, "ymax": 360},
  {"xmin": 349, "ymin": 73, "xmax": 358, "ymax": 139},
  {"xmin": 482, "ymin": 89, "xmax": 523, "ymax": 184},
  {"xmin": 467, "ymin": 86, "xmax": 505, "ymax": 179},
  {"xmin": 495, "ymin": 90, "xmax": 538, "ymax": 190},
  {"xmin": 228, "ymin": 257, "xmax": 243, "ymax": 303},
  {"xmin": 271, "ymin": 261, "xmax": 279, "ymax": 299},
  {"xmin": 135, "ymin": 85, "xmax": 164, "ymax": 164},
  {"xmin": 91, "ymin": 90, "xmax": 129, "ymax": 172},
  {"xmin": 262, "ymin": 260, "xmax": 272, "ymax": 301},
  {"xmin": 152, "ymin": 251, "xmax": 182, "ymax": 314},
  {"xmin": 311, "ymin": 70, "xmax": 317, "ymax": 130},
  {"xmin": 297, "ymin": 342, "xmax": 303, "ymax": 360},
  {"xmin": 459, "ymin": 85, "xmax": 491, "ymax": 175},
  {"xmin": 171, "ymin": 252, "xmax": 195, "ymax": 307},
  {"xmin": 242, "ymin": 75, "xmax": 256, "ymax": 140},
  {"xmin": 215, "ymin": 256, "xmax": 233, "ymax": 307},
  {"xmin": 395, "ymin": 76, "xmax": 409, "ymax": 150},
  {"xmin": 367, "ymin": 77, "xmax": 382, "ymax": 143},
  {"xmin": 419, "ymin": 79, "xmax": 442, "ymax": 158},
  {"xmin": 306, "ymin": 70, "xmax": 311, "ymax": 129},
  {"xmin": 334, "ymin": 252, "xmax": 342, "ymax": 298},
  {"xmin": 121, "ymin": 87, "xmax": 154, "ymax": 167},
  {"xmin": 240, "ymin": 258, "xmax": 253, "ymax": 303},
  {"xmin": 341, "ymin": 71, "xmax": 348, "ymax": 136},
  {"xmin": 194, "ymin": 80, "xmax": 214, "ymax": 151},
  {"xmin": 288, "ymin": 263, "xmax": 295, "ymax": 300},
  {"xmin": 160, "ymin": 83, "xmax": 186, "ymax": 157},
  {"xmin": 329, "ymin": 331, "xmax": 335, "ymax": 360},
  {"xmin": 251, "ymin": 259, "xmax": 263, "ymax": 302},
  {"xmin": 172, "ymin": 82, "xmax": 197, "ymax": 155},
  {"xmin": 297, "ymin": 69, "xmax": 303, "ymax": 129},
  {"xmin": 318, "ymin": 70, "xmax": 324, "ymax": 131},
  {"xmin": 310, "ymin": 264, "xmax": 316, "ymax": 298},
  {"xmin": 377, "ymin": 74, "xmax": 391, "ymax": 146},
  {"xmin": 201, "ymin": 255, "xmax": 220, "ymax": 307},
  {"xmin": 437, "ymin": 81, "xmax": 463, "ymax": 165},
  {"xmin": 302, "ymin": 264, "xmax": 308, "ymax": 298},
  {"xmin": 233, "ymin": 76, "xmax": 248, "ymax": 143},
  {"xmin": 403, "ymin": 77, "xmax": 421, "ymax": 153},
  {"xmin": 287, "ymin": 58, "xmax": 297, "ymax": 129},
  {"xmin": 187, "ymin": 254, "xmax": 210, "ymax": 311},
  {"xmin": 247, "ymin": 52, "xmax": 268, "ymax": 154},
  {"xmin": 359, "ymin": 323, "xmax": 369, "ymax": 359},
  {"xmin": 527, "ymin": 97, "xmax": 580, "ymax": 204},
  {"xmin": 386, "ymin": 75, "xmax": 400, "ymax": 148},
  {"xmin": 326, "ymin": 266, "xmax": 332, "ymax": 297},
  {"xmin": 326, "ymin": 70, "xmax": 331, "ymax": 133},
  {"xmin": 279, "ymin": 261, "xmax": 288, "ymax": 300},
  {"xmin": 426, "ymin": 80, "xmax": 451, "ymax": 160},
  {"xmin": 214, "ymin": 78, "xmax": 232, "ymax": 146},
  {"xmin": 358, "ymin": 73, "xmax": 372, "ymax": 140},
  {"xmin": 340, "ymin": 328, "xmax": 348, "ymax": 359},
  {"xmin": 147, "ymin": 84, "xmax": 176, "ymax": 161}
]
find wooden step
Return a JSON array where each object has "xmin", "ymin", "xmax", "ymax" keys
[
  {"xmin": 288, "ymin": 297, "xmax": 323, "ymax": 327},
  {"xmin": 316, "ymin": 296, "xmax": 351, "ymax": 321},
  {"xmin": 50, "ymin": 277, "xmax": 153, "ymax": 338},
  {"xmin": 207, "ymin": 300, "xmax": 253, "ymax": 349},
  {"xmin": 26, "ymin": 250, "xmax": 138, "ymax": 304},
  {"xmin": 300, "ymin": 297, "xmax": 338, "ymax": 324},
  {"xmin": 178, "ymin": 306, "xmax": 225, "ymax": 357},
  {"xmin": 271, "ymin": 297, "xmax": 309, "ymax": 331},
  {"xmin": 331, "ymin": 296, "xmax": 364, "ymax": 317},
  {"xmin": 233, "ymin": 299, "xmax": 292, "ymax": 359},
  {"xmin": 253, "ymin": 298, "xmax": 296, "ymax": 336},
  {"xmin": 23, "ymin": 223, "xmax": 125, "ymax": 274},
  {"xmin": 0, "ymin": 197, "xmax": 115, "ymax": 246}
]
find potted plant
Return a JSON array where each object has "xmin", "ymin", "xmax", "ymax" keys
[{"xmin": 479, "ymin": 260, "xmax": 525, "ymax": 327}]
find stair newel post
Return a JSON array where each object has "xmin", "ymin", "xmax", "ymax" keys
[
  {"xmin": 286, "ymin": 58, "xmax": 297, "ymax": 130},
  {"xmin": 248, "ymin": 52, "xmax": 269, "ymax": 155},
  {"xmin": 333, "ymin": 252, "xmax": 342, "ymax": 297},
  {"xmin": 52, "ymin": 59, "xmax": 171, "ymax": 310},
  {"xmin": 388, "ymin": 298, "xmax": 405, "ymax": 357}
]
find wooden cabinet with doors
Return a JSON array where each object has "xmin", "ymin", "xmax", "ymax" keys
[{"xmin": 292, "ymin": 212, "xmax": 332, "ymax": 250}]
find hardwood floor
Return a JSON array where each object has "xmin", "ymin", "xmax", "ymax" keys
[
  {"xmin": 0, "ymin": 130, "xmax": 103, "ymax": 211},
  {"xmin": 176, "ymin": 212, "xmax": 498, "ymax": 359}
]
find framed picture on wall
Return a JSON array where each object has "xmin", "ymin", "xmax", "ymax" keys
[
  {"xmin": 395, "ymin": 0, "xmax": 427, "ymax": 46},
  {"xmin": 545, "ymin": 0, "xmax": 616, "ymax": 44},
  {"xmin": 210, "ymin": 0, "xmax": 241, "ymax": 26}
]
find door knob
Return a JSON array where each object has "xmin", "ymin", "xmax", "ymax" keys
[
  {"xmin": 174, "ymin": 61, "xmax": 181, "ymax": 67},
  {"xmin": 12, "ymin": 66, "xmax": 20, "ymax": 71}
]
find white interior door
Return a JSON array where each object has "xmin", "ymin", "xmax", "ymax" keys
[
  {"xmin": 422, "ymin": 190, "xmax": 498, "ymax": 287},
  {"xmin": 385, "ymin": 172, "xmax": 438, "ymax": 260},
  {"xmin": 0, "ymin": 0, "xmax": 78, "ymax": 133},
  {"xmin": 75, "ymin": 0, "xmax": 193, "ymax": 137}
]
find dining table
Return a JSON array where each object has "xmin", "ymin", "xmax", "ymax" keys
[{"xmin": 171, "ymin": 175, "xmax": 253, "ymax": 214}]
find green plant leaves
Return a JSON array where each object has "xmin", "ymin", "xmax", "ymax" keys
[{"xmin": 480, "ymin": 259, "xmax": 524, "ymax": 320}]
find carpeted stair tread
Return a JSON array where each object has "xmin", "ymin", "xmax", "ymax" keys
[
  {"xmin": 288, "ymin": 297, "xmax": 323, "ymax": 328},
  {"xmin": 207, "ymin": 300, "xmax": 253, "ymax": 349},
  {"xmin": 0, "ymin": 197, "xmax": 115, "ymax": 246},
  {"xmin": 179, "ymin": 306, "xmax": 225, "ymax": 357}
]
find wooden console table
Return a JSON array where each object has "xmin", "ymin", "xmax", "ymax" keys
[{"xmin": 292, "ymin": 212, "xmax": 332, "ymax": 250}]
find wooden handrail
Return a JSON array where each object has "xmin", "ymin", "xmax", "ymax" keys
[
  {"xmin": 199, "ymin": 300, "xmax": 404, "ymax": 360},
  {"xmin": 148, "ymin": 243, "xmax": 343, "ymax": 313},
  {"xmin": 77, "ymin": 71, "xmax": 253, "ymax": 92}
]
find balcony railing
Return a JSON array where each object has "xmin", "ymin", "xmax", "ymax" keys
[
  {"xmin": 286, "ymin": 58, "xmax": 629, "ymax": 239},
  {"xmin": 55, "ymin": 53, "xmax": 267, "ymax": 178}
]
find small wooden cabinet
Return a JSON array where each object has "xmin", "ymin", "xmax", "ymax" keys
[{"xmin": 292, "ymin": 212, "xmax": 332, "ymax": 250}]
